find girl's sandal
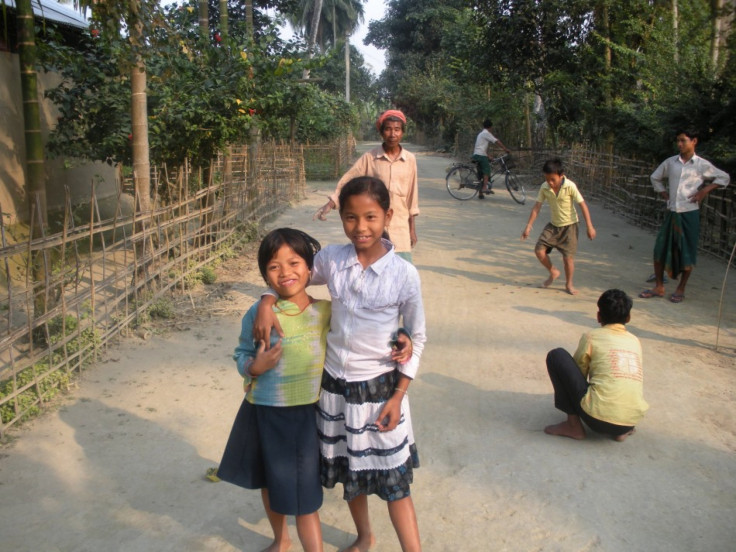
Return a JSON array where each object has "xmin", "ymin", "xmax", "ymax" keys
[
  {"xmin": 205, "ymin": 467, "xmax": 221, "ymax": 482},
  {"xmin": 669, "ymin": 293, "xmax": 685, "ymax": 304}
]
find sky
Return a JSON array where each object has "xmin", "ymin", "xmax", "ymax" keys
[{"xmin": 351, "ymin": 0, "xmax": 388, "ymax": 76}]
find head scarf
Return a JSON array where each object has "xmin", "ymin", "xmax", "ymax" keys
[{"xmin": 376, "ymin": 109, "xmax": 407, "ymax": 131}]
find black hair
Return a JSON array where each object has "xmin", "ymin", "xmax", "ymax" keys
[
  {"xmin": 338, "ymin": 176, "xmax": 391, "ymax": 214},
  {"xmin": 542, "ymin": 158, "xmax": 565, "ymax": 176},
  {"xmin": 483, "ymin": 118, "xmax": 493, "ymax": 129},
  {"xmin": 257, "ymin": 228, "xmax": 321, "ymax": 282},
  {"xmin": 675, "ymin": 127, "xmax": 699, "ymax": 141},
  {"xmin": 597, "ymin": 289, "xmax": 633, "ymax": 325},
  {"xmin": 379, "ymin": 115, "xmax": 406, "ymax": 132}
]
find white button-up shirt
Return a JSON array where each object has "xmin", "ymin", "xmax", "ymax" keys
[
  {"xmin": 311, "ymin": 241, "xmax": 426, "ymax": 382},
  {"xmin": 650, "ymin": 154, "xmax": 730, "ymax": 213}
]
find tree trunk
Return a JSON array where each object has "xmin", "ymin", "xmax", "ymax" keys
[
  {"xmin": 16, "ymin": 0, "xmax": 50, "ymax": 331},
  {"xmin": 245, "ymin": 0, "xmax": 253, "ymax": 40},
  {"xmin": 219, "ymin": 0, "xmax": 228, "ymax": 40},
  {"xmin": 198, "ymin": 0, "xmax": 209, "ymax": 38},
  {"xmin": 672, "ymin": 0, "xmax": 680, "ymax": 63},
  {"xmin": 345, "ymin": 33, "xmax": 351, "ymax": 102},
  {"xmin": 303, "ymin": 0, "xmax": 323, "ymax": 78},
  {"xmin": 710, "ymin": 0, "xmax": 734, "ymax": 76},
  {"xmin": 16, "ymin": 0, "xmax": 47, "ymax": 228},
  {"xmin": 130, "ymin": 0, "xmax": 151, "ymax": 214}
]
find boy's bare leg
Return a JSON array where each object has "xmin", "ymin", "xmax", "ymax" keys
[
  {"xmin": 261, "ymin": 489, "xmax": 293, "ymax": 552},
  {"xmin": 651, "ymin": 260, "xmax": 667, "ymax": 296},
  {"xmin": 674, "ymin": 267, "xmax": 691, "ymax": 296},
  {"xmin": 342, "ymin": 495, "xmax": 375, "ymax": 552},
  {"xmin": 544, "ymin": 414, "xmax": 586, "ymax": 440},
  {"xmin": 387, "ymin": 496, "xmax": 422, "ymax": 552},
  {"xmin": 535, "ymin": 248, "xmax": 560, "ymax": 288},
  {"xmin": 562, "ymin": 256, "xmax": 577, "ymax": 295},
  {"xmin": 295, "ymin": 512, "xmax": 324, "ymax": 552}
]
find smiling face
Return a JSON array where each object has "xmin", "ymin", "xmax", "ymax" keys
[
  {"xmin": 340, "ymin": 192, "xmax": 393, "ymax": 261},
  {"xmin": 381, "ymin": 120, "xmax": 404, "ymax": 149},
  {"xmin": 264, "ymin": 244, "xmax": 311, "ymax": 307}
]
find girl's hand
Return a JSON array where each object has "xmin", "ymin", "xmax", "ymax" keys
[
  {"xmin": 250, "ymin": 339, "xmax": 282, "ymax": 375},
  {"xmin": 391, "ymin": 332, "xmax": 413, "ymax": 364},
  {"xmin": 587, "ymin": 226, "xmax": 596, "ymax": 240},
  {"xmin": 254, "ymin": 298, "xmax": 283, "ymax": 347},
  {"xmin": 375, "ymin": 395, "xmax": 403, "ymax": 432}
]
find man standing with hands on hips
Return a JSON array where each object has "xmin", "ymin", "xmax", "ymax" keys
[{"xmin": 639, "ymin": 128, "xmax": 730, "ymax": 304}]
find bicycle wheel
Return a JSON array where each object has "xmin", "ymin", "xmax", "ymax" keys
[
  {"xmin": 446, "ymin": 165, "xmax": 479, "ymax": 200},
  {"xmin": 505, "ymin": 172, "xmax": 526, "ymax": 204}
]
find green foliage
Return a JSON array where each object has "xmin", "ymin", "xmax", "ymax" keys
[
  {"xmin": 199, "ymin": 266, "xmax": 218, "ymax": 285},
  {"xmin": 368, "ymin": 0, "xmax": 735, "ymax": 167},
  {"xmin": 38, "ymin": 1, "xmax": 364, "ymax": 175},
  {"xmin": 148, "ymin": 298, "xmax": 175, "ymax": 319}
]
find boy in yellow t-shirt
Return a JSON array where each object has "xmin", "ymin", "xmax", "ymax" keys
[
  {"xmin": 521, "ymin": 158, "xmax": 596, "ymax": 295},
  {"xmin": 544, "ymin": 289, "xmax": 649, "ymax": 442}
]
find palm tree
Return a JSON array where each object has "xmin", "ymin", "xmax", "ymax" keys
[{"xmin": 288, "ymin": 0, "xmax": 364, "ymax": 51}]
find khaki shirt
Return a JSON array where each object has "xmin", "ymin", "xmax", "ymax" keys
[{"xmin": 329, "ymin": 145, "xmax": 419, "ymax": 252}]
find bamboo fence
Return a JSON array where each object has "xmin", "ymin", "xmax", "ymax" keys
[{"xmin": 0, "ymin": 137, "xmax": 354, "ymax": 436}]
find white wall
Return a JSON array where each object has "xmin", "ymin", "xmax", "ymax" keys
[{"xmin": 0, "ymin": 51, "xmax": 118, "ymax": 225}]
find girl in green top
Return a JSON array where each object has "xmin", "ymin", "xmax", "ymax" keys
[{"xmin": 218, "ymin": 228, "xmax": 330, "ymax": 552}]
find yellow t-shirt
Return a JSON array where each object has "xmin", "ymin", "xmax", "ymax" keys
[
  {"xmin": 535, "ymin": 177, "xmax": 585, "ymax": 227},
  {"xmin": 574, "ymin": 324, "xmax": 649, "ymax": 426}
]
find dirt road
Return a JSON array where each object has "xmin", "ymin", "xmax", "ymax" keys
[{"xmin": 1, "ymin": 144, "xmax": 735, "ymax": 552}]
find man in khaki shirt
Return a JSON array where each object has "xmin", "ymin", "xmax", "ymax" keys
[{"xmin": 315, "ymin": 110, "xmax": 419, "ymax": 262}]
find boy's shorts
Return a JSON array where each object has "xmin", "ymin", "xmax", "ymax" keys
[
  {"xmin": 536, "ymin": 222, "xmax": 578, "ymax": 257},
  {"xmin": 472, "ymin": 154, "xmax": 491, "ymax": 176}
]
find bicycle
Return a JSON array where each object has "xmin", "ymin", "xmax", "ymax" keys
[{"xmin": 445, "ymin": 154, "xmax": 526, "ymax": 204}]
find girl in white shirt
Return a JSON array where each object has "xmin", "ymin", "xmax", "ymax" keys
[{"xmin": 256, "ymin": 176, "xmax": 427, "ymax": 551}]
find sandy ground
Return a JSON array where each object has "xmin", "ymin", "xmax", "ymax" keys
[{"xmin": 1, "ymin": 144, "xmax": 735, "ymax": 552}]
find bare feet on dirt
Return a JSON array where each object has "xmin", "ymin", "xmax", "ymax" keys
[
  {"xmin": 541, "ymin": 267, "xmax": 561, "ymax": 288},
  {"xmin": 544, "ymin": 420, "xmax": 586, "ymax": 440},
  {"xmin": 341, "ymin": 535, "xmax": 376, "ymax": 552}
]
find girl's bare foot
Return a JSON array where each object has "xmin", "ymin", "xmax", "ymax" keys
[
  {"xmin": 565, "ymin": 286, "xmax": 578, "ymax": 295},
  {"xmin": 541, "ymin": 267, "xmax": 561, "ymax": 288},
  {"xmin": 341, "ymin": 534, "xmax": 376, "ymax": 552},
  {"xmin": 544, "ymin": 420, "xmax": 586, "ymax": 440},
  {"xmin": 262, "ymin": 539, "xmax": 292, "ymax": 552},
  {"xmin": 614, "ymin": 428, "xmax": 636, "ymax": 442}
]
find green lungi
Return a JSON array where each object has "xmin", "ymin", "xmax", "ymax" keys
[{"xmin": 653, "ymin": 210, "xmax": 700, "ymax": 279}]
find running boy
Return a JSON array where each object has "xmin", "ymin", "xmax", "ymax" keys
[
  {"xmin": 544, "ymin": 289, "xmax": 648, "ymax": 442},
  {"xmin": 521, "ymin": 158, "xmax": 596, "ymax": 295}
]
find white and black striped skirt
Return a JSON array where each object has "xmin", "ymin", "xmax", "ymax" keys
[{"xmin": 317, "ymin": 369, "xmax": 419, "ymax": 502}]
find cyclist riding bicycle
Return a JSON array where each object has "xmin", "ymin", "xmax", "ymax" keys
[{"xmin": 472, "ymin": 118, "xmax": 511, "ymax": 199}]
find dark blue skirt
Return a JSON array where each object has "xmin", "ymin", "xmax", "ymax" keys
[{"xmin": 217, "ymin": 399, "xmax": 322, "ymax": 516}]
